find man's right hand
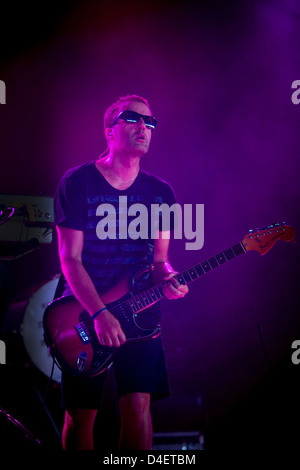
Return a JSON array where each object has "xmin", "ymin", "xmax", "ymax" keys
[{"xmin": 94, "ymin": 309, "xmax": 127, "ymax": 348}]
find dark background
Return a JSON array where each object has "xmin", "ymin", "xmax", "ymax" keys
[{"xmin": 0, "ymin": 0, "xmax": 300, "ymax": 451}]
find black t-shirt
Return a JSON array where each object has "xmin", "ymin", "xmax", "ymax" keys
[{"xmin": 55, "ymin": 160, "xmax": 176, "ymax": 295}]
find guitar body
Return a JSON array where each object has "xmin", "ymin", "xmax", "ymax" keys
[{"xmin": 43, "ymin": 267, "xmax": 161, "ymax": 378}]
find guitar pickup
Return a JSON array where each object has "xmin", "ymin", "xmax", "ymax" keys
[
  {"xmin": 77, "ymin": 351, "xmax": 87, "ymax": 372},
  {"xmin": 74, "ymin": 322, "xmax": 90, "ymax": 344}
]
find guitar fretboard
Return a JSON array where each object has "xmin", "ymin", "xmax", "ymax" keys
[{"xmin": 126, "ymin": 242, "xmax": 246, "ymax": 314}]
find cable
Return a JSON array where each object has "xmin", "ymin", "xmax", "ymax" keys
[
  {"xmin": 33, "ymin": 359, "xmax": 61, "ymax": 443},
  {"xmin": 257, "ymin": 322, "xmax": 273, "ymax": 377}
]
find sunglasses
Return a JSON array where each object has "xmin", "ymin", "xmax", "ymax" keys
[{"xmin": 111, "ymin": 110, "xmax": 158, "ymax": 130}]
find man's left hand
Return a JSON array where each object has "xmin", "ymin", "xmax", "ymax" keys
[{"xmin": 162, "ymin": 272, "xmax": 189, "ymax": 300}]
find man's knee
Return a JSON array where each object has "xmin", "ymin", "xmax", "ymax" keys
[
  {"xmin": 64, "ymin": 408, "xmax": 97, "ymax": 431},
  {"xmin": 119, "ymin": 393, "xmax": 151, "ymax": 420},
  {"xmin": 62, "ymin": 409, "xmax": 98, "ymax": 450}
]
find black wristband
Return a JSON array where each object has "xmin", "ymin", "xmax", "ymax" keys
[{"xmin": 91, "ymin": 307, "xmax": 107, "ymax": 320}]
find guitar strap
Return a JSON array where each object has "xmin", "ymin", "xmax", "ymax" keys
[{"xmin": 53, "ymin": 272, "xmax": 66, "ymax": 300}]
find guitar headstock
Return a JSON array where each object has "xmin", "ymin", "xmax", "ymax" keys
[{"xmin": 242, "ymin": 222, "xmax": 296, "ymax": 255}]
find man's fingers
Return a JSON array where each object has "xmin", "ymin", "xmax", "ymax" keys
[
  {"xmin": 118, "ymin": 330, "xmax": 127, "ymax": 345},
  {"xmin": 164, "ymin": 278, "xmax": 189, "ymax": 299},
  {"xmin": 170, "ymin": 277, "xmax": 189, "ymax": 292},
  {"xmin": 95, "ymin": 310, "xmax": 127, "ymax": 348},
  {"xmin": 100, "ymin": 336, "xmax": 112, "ymax": 347},
  {"xmin": 99, "ymin": 330, "xmax": 126, "ymax": 348}
]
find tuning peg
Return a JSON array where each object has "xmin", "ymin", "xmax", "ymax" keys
[
  {"xmin": 267, "ymin": 224, "xmax": 274, "ymax": 228},
  {"xmin": 249, "ymin": 229, "xmax": 254, "ymax": 233},
  {"xmin": 282, "ymin": 221, "xmax": 286, "ymax": 225}
]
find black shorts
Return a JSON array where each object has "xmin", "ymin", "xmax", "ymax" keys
[{"xmin": 61, "ymin": 335, "xmax": 170, "ymax": 409}]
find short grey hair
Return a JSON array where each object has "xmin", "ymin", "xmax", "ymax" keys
[{"xmin": 104, "ymin": 94, "xmax": 151, "ymax": 130}]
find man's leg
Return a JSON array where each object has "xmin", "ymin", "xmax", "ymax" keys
[
  {"xmin": 118, "ymin": 392, "xmax": 152, "ymax": 450},
  {"xmin": 62, "ymin": 408, "xmax": 98, "ymax": 450}
]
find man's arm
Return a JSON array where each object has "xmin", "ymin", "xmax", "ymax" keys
[
  {"xmin": 153, "ymin": 232, "xmax": 189, "ymax": 299},
  {"xmin": 57, "ymin": 225, "xmax": 126, "ymax": 348}
]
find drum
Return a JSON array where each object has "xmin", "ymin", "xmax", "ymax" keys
[{"xmin": 3, "ymin": 276, "xmax": 61, "ymax": 383}]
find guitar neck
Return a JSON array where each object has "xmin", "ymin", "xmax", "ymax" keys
[
  {"xmin": 126, "ymin": 241, "xmax": 246, "ymax": 314},
  {"xmin": 174, "ymin": 241, "xmax": 246, "ymax": 286}
]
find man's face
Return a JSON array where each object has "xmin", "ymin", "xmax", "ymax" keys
[{"xmin": 108, "ymin": 101, "xmax": 153, "ymax": 157}]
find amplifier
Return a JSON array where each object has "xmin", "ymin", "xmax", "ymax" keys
[{"xmin": 0, "ymin": 194, "xmax": 54, "ymax": 246}]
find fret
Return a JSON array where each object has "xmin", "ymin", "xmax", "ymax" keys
[
  {"xmin": 232, "ymin": 243, "xmax": 245, "ymax": 256},
  {"xmin": 201, "ymin": 261, "xmax": 212, "ymax": 272},
  {"xmin": 133, "ymin": 296, "xmax": 141, "ymax": 309},
  {"xmin": 157, "ymin": 284, "xmax": 165, "ymax": 298},
  {"xmin": 206, "ymin": 260, "xmax": 213, "ymax": 270},
  {"xmin": 187, "ymin": 268, "xmax": 198, "ymax": 280},
  {"xmin": 208, "ymin": 257, "xmax": 219, "ymax": 269},
  {"xmin": 135, "ymin": 296, "xmax": 145, "ymax": 309},
  {"xmin": 176, "ymin": 274, "xmax": 185, "ymax": 285},
  {"xmin": 182, "ymin": 270, "xmax": 193, "ymax": 282},
  {"xmin": 223, "ymin": 248, "xmax": 236, "ymax": 261},
  {"xmin": 195, "ymin": 264, "xmax": 205, "ymax": 277},
  {"xmin": 128, "ymin": 299, "xmax": 138, "ymax": 313},
  {"xmin": 140, "ymin": 293, "xmax": 150, "ymax": 307},
  {"xmin": 182, "ymin": 271, "xmax": 192, "ymax": 284},
  {"xmin": 216, "ymin": 252, "xmax": 227, "ymax": 264},
  {"xmin": 153, "ymin": 284, "xmax": 163, "ymax": 299},
  {"xmin": 148, "ymin": 288, "xmax": 159, "ymax": 302},
  {"xmin": 151, "ymin": 286, "xmax": 159, "ymax": 299},
  {"xmin": 145, "ymin": 291, "xmax": 153, "ymax": 305}
]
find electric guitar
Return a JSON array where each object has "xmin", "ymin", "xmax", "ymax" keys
[{"xmin": 43, "ymin": 223, "xmax": 295, "ymax": 378}]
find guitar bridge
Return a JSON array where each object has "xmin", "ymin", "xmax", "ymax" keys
[{"xmin": 74, "ymin": 322, "xmax": 90, "ymax": 344}]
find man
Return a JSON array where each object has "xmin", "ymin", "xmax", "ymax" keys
[{"xmin": 55, "ymin": 94, "xmax": 188, "ymax": 450}]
